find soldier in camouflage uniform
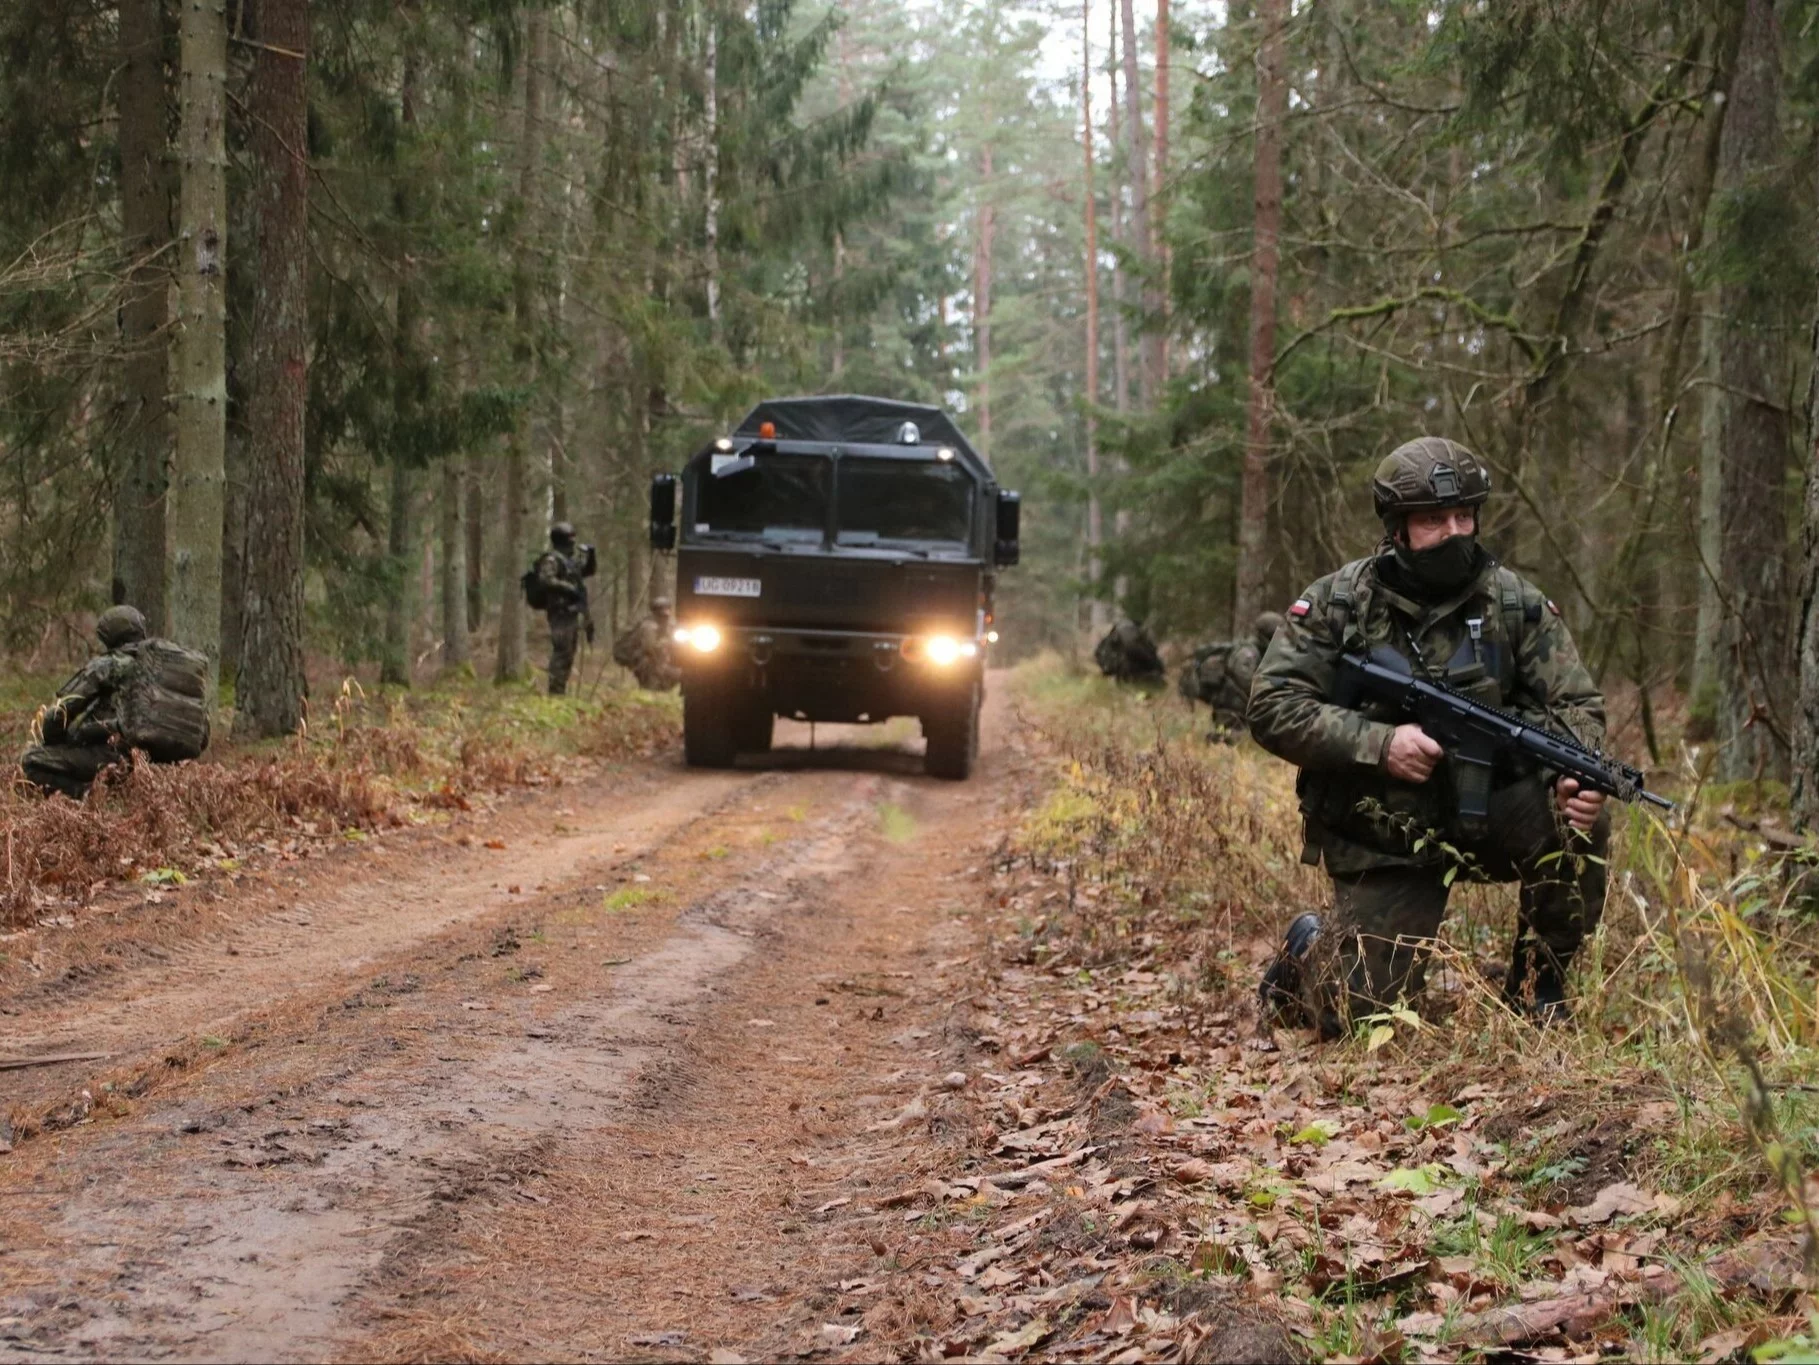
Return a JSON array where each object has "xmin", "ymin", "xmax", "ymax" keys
[
  {"xmin": 613, "ymin": 597, "xmax": 681, "ymax": 691},
  {"xmin": 537, "ymin": 522, "xmax": 594, "ymax": 696},
  {"xmin": 1179, "ymin": 611, "xmax": 1285, "ymax": 738},
  {"xmin": 20, "ymin": 606, "xmax": 147, "ymax": 799},
  {"xmin": 1093, "ymin": 618, "xmax": 1165, "ymax": 686},
  {"xmin": 1248, "ymin": 438, "xmax": 1610, "ymax": 1035}
]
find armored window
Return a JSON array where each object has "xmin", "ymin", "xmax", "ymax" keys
[
  {"xmin": 835, "ymin": 458, "xmax": 974, "ymax": 546},
  {"xmin": 693, "ymin": 453, "xmax": 830, "ymax": 540}
]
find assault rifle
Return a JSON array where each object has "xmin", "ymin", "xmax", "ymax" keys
[{"xmin": 1333, "ymin": 647, "xmax": 1674, "ymax": 828}]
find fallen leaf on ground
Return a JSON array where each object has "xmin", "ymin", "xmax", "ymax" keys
[{"xmin": 1564, "ymin": 1181, "xmax": 1674, "ymax": 1225}]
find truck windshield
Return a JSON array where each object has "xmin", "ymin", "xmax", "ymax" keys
[
  {"xmin": 694, "ymin": 454, "xmax": 829, "ymax": 541},
  {"xmin": 835, "ymin": 458, "xmax": 973, "ymax": 546}
]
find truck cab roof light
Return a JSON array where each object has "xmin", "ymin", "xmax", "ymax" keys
[
  {"xmin": 758, "ymin": 421, "xmax": 777, "ymax": 439},
  {"xmin": 713, "ymin": 437, "xmax": 734, "ymax": 452},
  {"xmin": 937, "ymin": 446, "xmax": 955, "ymax": 461}
]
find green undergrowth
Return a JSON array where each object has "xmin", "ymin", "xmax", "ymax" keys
[{"xmin": 1004, "ymin": 651, "xmax": 1819, "ymax": 1360}]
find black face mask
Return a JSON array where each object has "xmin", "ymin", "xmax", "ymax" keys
[{"xmin": 1392, "ymin": 533, "xmax": 1483, "ymax": 599}]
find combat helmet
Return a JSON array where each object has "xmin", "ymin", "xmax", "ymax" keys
[
  {"xmin": 1254, "ymin": 610, "xmax": 1284, "ymax": 650},
  {"xmin": 550, "ymin": 521, "xmax": 576, "ymax": 549},
  {"xmin": 96, "ymin": 604, "xmax": 147, "ymax": 649},
  {"xmin": 1371, "ymin": 437, "xmax": 1491, "ymax": 530},
  {"xmin": 651, "ymin": 596, "xmax": 673, "ymax": 616}
]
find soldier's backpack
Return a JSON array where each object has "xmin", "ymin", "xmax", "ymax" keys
[
  {"xmin": 611, "ymin": 624, "xmax": 642, "ymax": 671},
  {"xmin": 520, "ymin": 556, "xmax": 554, "ymax": 611},
  {"xmin": 117, "ymin": 638, "xmax": 211, "ymax": 762},
  {"xmin": 1182, "ymin": 642, "xmax": 1236, "ymax": 704}
]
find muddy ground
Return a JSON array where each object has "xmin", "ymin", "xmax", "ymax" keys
[{"xmin": 0, "ymin": 683, "xmax": 1045, "ymax": 1362}]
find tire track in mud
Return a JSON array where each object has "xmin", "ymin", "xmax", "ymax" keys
[
  {"xmin": 0, "ymin": 762, "xmax": 892, "ymax": 1363},
  {"xmin": 2, "ymin": 765, "xmax": 766, "ymax": 1061}
]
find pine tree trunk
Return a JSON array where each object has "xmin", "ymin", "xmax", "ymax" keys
[
  {"xmin": 441, "ymin": 456, "xmax": 470, "ymax": 671},
  {"xmin": 384, "ymin": 33, "xmax": 423, "ymax": 690},
  {"xmin": 116, "ymin": 0, "xmax": 172, "ymax": 632},
  {"xmin": 974, "ymin": 144, "xmax": 995, "ymax": 465},
  {"xmin": 1107, "ymin": 3, "xmax": 1129, "ymax": 416},
  {"xmin": 382, "ymin": 459, "xmax": 414, "ymax": 686},
  {"xmin": 1082, "ymin": 1, "xmax": 1107, "ymax": 633},
  {"xmin": 1691, "ymin": 307, "xmax": 1725, "ymax": 736},
  {"xmin": 1234, "ymin": 0, "xmax": 1287, "ymax": 630},
  {"xmin": 703, "ymin": 2, "xmax": 721, "ymax": 345},
  {"xmin": 465, "ymin": 450, "xmax": 485, "ymax": 633},
  {"xmin": 1151, "ymin": 0, "xmax": 1169, "ymax": 384},
  {"xmin": 1714, "ymin": 0, "xmax": 1792, "ymax": 782},
  {"xmin": 1793, "ymin": 339, "xmax": 1819, "ymax": 825},
  {"xmin": 169, "ymin": 0, "xmax": 228, "ymax": 699},
  {"xmin": 495, "ymin": 9, "xmax": 547, "ymax": 685},
  {"xmin": 235, "ymin": 0, "xmax": 308, "ymax": 737},
  {"xmin": 1119, "ymin": 0, "xmax": 1152, "ymax": 406}
]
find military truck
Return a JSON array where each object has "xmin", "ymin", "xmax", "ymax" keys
[{"xmin": 649, "ymin": 395, "xmax": 1019, "ymax": 780}]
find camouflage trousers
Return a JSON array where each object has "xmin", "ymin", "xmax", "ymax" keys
[
  {"xmin": 546, "ymin": 611, "xmax": 579, "ymax": 696},
  {"xmin": 1304, "ymin": 775, "xmax": 1610, "ymax": 1036},
  {"xmin": 21, "ymin": 743, "xmax": 124, "ymax": 800}
]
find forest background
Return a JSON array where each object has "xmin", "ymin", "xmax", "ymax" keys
[{"xmin": 3, "ymin": 0, "xmax": 1819, "ymax": 817}]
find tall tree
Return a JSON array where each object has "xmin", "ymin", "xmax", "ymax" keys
[
  {"xmin": 1083, "ymin": 0, "xmax": 1106, "ymax": 632},
  {"xmin": 116, "ymin": 0, "xmax": 172, "ymax": 632},
  {"xmin": 1118, "ymin": 0, "xmax": 1152, "ymax": 405},
  {"xmin": 1713, "ymin": 0, "xmax": 1792, "ymax": 781},
  {"xmin": 1233, "ymin": 0, "xmax": 1286, "ymax": 630},
  {"xmin": 169, "ymin": 0, "xmax": 228, "ymax": 697},
  {"xmin": 1150, "ymin": 0, "xmax": 1169, "ymax": 384},
  {"xmin": 235, "ymin": 0, "xmax": 309, "ymax": 737},
  {"xmin": 495, "ymin": 9, "xmax": 548, "ymax": 686},
  {"xmin": 974, "ymin": 142, "xmax": 996, "ymax": 463}
]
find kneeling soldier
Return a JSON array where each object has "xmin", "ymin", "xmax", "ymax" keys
[{"xmin": 1249, "ymin": 438, "xmax": 1610, "ymax": 1034}]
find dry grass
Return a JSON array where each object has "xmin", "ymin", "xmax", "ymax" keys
[
  {"xmin": 1003, "ymin": 652, "xmax": 1819, "ymax": 1359},
  {"xmin": 0, "ymin": 679, "xmax": 680, "ymax": 928}
]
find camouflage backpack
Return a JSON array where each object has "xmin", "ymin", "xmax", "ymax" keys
[{"xmin": 118, "ymin": 639, "xmax": 211, "ymax": 762}]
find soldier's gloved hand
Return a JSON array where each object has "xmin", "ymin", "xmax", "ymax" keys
[
  {"xmin": 1384, "ymin": 723, "xmax": 1444, "ymax": 783},
  {"xmin": 1554, "ymin": 777, "xmax": 1606, "ymax": 832}
]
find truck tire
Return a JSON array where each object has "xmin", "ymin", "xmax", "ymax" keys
[
  {"xmin": 923, "ymin": 685, "xmax": 979, "ymax": 781},
  {"xmin": 736, "ymin": 699, "xmax": 773, "ymax": 755},
  {"xmin": 683, "ymin": 685, "xmax": 738, "ymax": 768}
]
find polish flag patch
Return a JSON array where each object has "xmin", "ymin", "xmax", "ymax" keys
[{"xmin": 1288, "ymin": 598, "xmax": 1312, "ymax": 618}]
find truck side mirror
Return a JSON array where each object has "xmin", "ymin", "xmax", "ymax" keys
[
  {"xmin": 994, "ymin": 490, "xmax": 1021, "ymax": 567},
  {"xmin": 649, "ymin": 473, "xmax": 677, "ymax": 552}
]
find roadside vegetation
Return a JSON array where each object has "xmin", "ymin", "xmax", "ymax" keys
[
  {"xmin": 0, "ymin": 678, "xmax": 678, "ymax": 930},
  {"xmin": 976, "ymin": 656, "xmax": 1819, "ymax": 1363}
]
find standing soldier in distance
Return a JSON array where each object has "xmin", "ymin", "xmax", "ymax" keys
[
  {"xmin": 1249, "ymin": 437, "xmax": 1610, "ymax": 1036},
  {"xmin": 536, "ymin": 522, "xmax": 595, "ymax": 696}
]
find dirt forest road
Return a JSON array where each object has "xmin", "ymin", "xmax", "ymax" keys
[{"xmin": 0, "ymin": 678, "xmax": 1040, "ymax": 1363}]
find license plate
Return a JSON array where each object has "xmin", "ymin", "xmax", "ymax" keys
[{"xmin": 694, "ymin": 575, "xmax": 761, "ymax": 598}]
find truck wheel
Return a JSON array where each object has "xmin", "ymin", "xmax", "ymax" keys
[
  {"xmin": 923, "ymin": 686, "xmax": 979, "ymax": 781},
  {"xmin": 683, "ymin": 685, "xmax": 738, "ymax": 768},
  {"xmin": 736, "ymin": 700, "xmax": 773, "ymax": 755}
]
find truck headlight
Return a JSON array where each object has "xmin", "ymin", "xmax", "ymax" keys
[
  {"xmin": 675, "ymin": 623, "xmax": 722, "ymax": 653},
  {"xmin": 924, "ymin": 635, "xmax": 977, "ymax": 666}
]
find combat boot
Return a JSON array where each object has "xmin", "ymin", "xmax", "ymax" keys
[
  {"xmin": 1502, "ymin": 940, "xmax": 1571, "ymax": 1025},
  {"xmin": 1258, "ymin": 912, "xmax": 1322, "ymax": 1026}
]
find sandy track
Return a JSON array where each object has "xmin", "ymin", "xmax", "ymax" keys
[{"xmin": 0, "ymin": 683, "xmax": 1030, "ymax": 1363}]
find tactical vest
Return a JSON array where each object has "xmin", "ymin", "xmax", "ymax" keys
[{"xmin": 1298, "ymin": 556, "xmax": 1544, "ymax": 864}]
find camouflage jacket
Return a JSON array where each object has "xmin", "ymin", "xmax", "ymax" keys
[
  {"xmin": 535, "ymin": 550, "xmax": 587, "ymax": 614},
  {"xmin": 40, "ymin": 651, "xmax": 137, "ymax": 748},
  {"xmin": 1248, "ymin": 551, "xmax": 1604, "ymax": 873}
]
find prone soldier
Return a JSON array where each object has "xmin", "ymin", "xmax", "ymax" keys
[
  {"xmin": 612, "ymin": 597, "xmax": 681, "ymax": 691},
  {"xmin": 1179, "ymin": 611, "xmax": 1284, "ymax": 739},
  {"xmin": 1093, "ymin": 618, "xmax": 1165, "ymax": 686},
  {"xmin": 20, "ymin": 606, "xmax": 209, "ymax": 799},
  {"xmin": 1249, "ymin": 437, "xmax": 1612, "ymax": 1034}
]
